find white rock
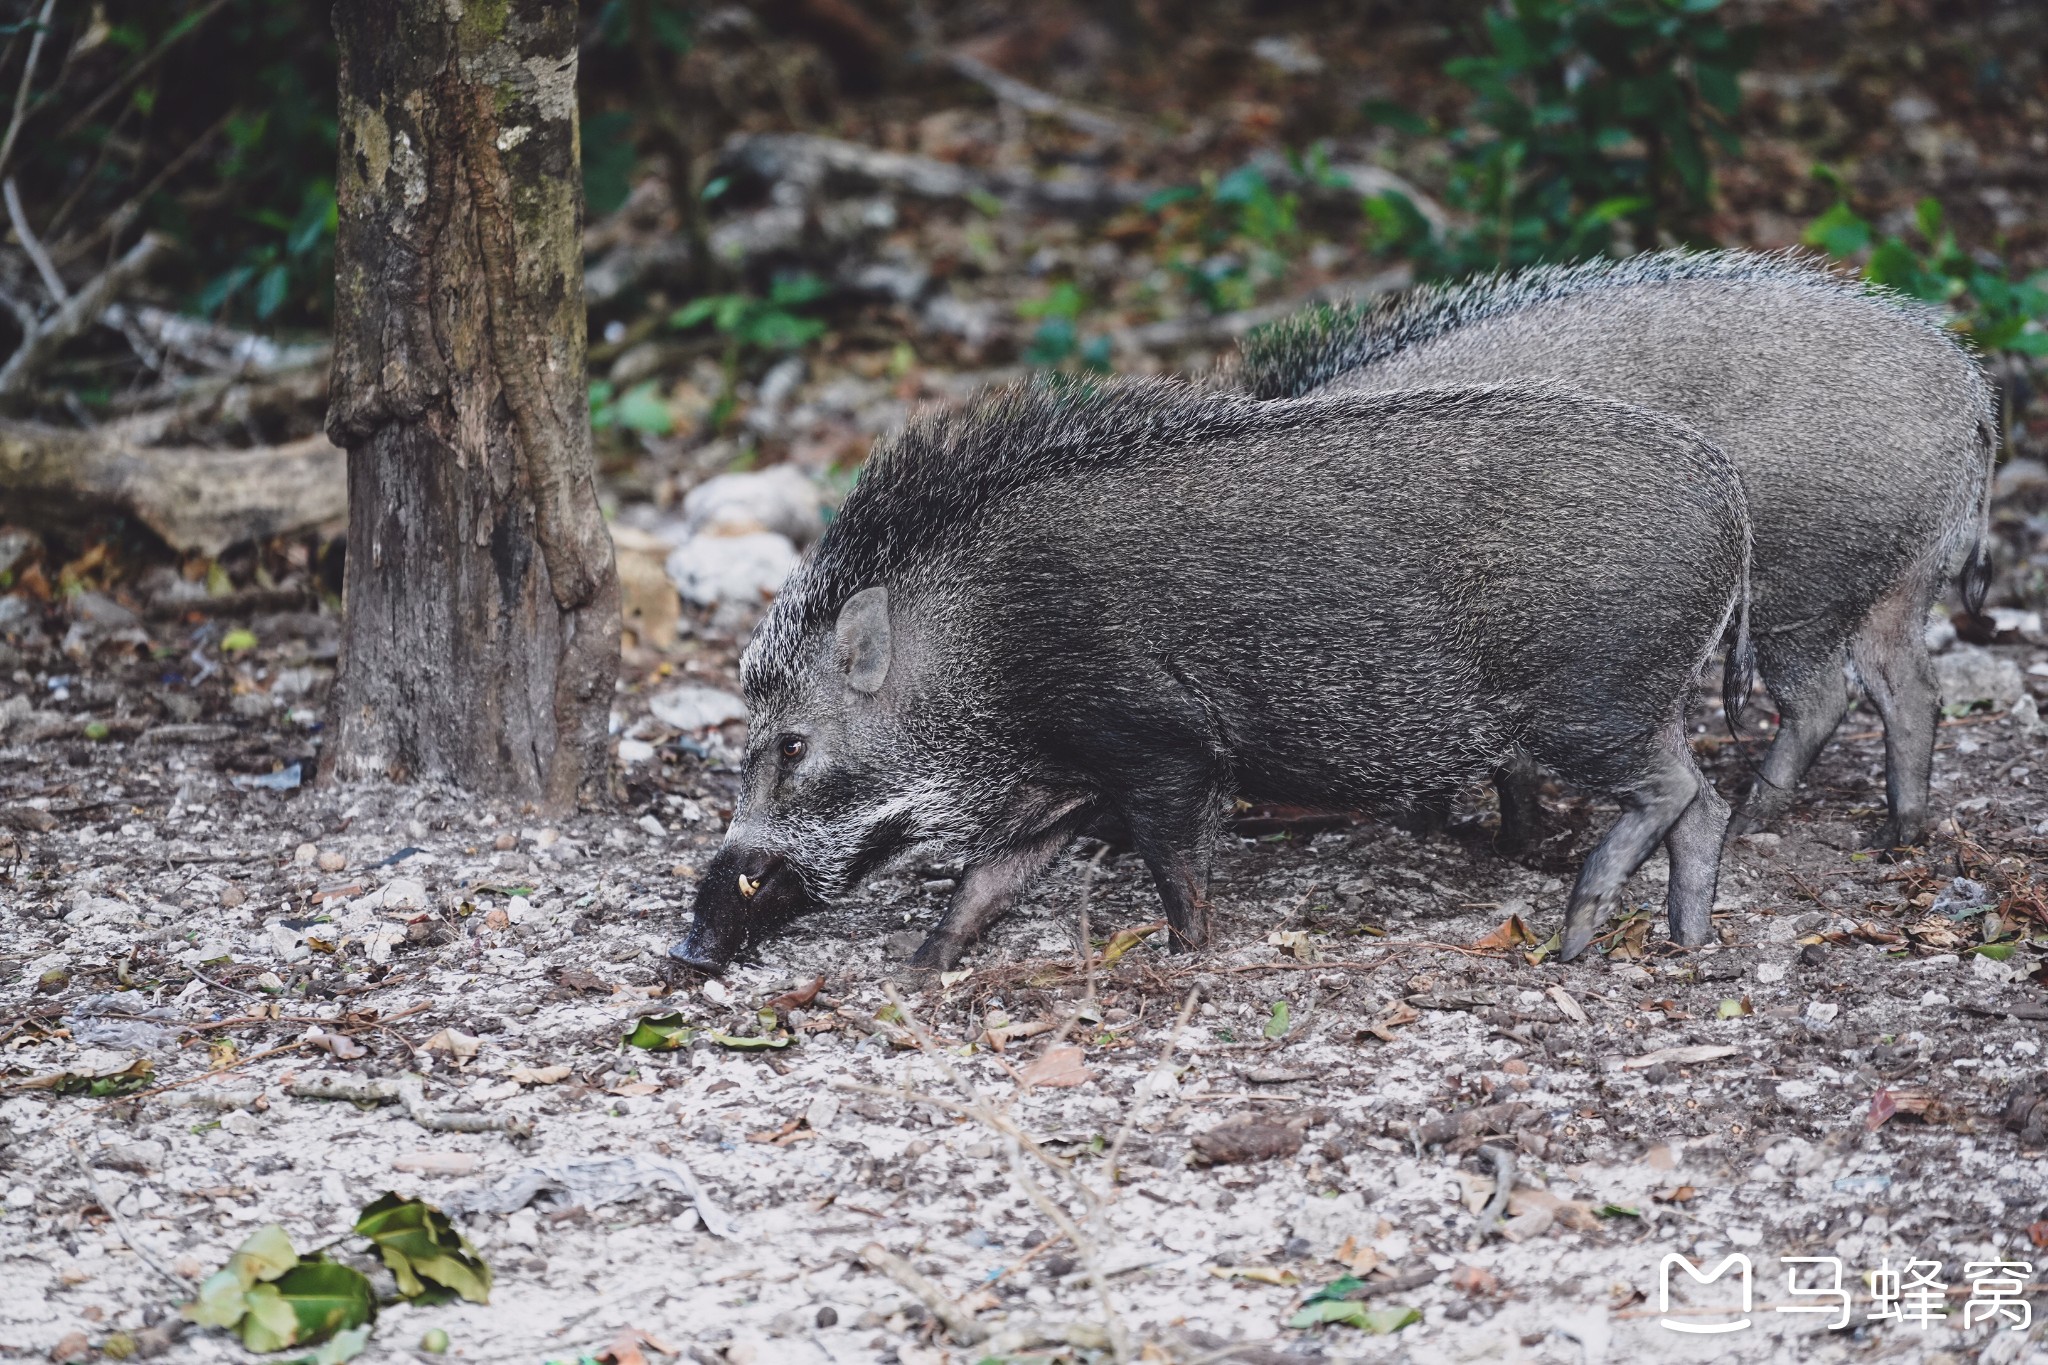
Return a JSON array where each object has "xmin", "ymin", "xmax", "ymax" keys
[
  {"xmin": 1935, "ymin": 645, "xmax": 2025, "ymax": 711},
  {"xmin": 806, "ymin": 1093, "xmax": 840, "ymax": 1133},
  {"xmin": 382, "ymin": 877, "xmax": 429, "ymax": 912},
  {"xmin": 1804, "ymin": 1001, "xmax": 1839, "ymax": 1026},
  {"xmin": 681, "ymin": 465, "xmax": 826, "ymax": 546},
  {"xmin": 648, "ymin": 683, "xmax": 748, "ymax": 732},
  {"xmin": 1755, "ymin": 960, "xmax": 1788, "ymax": 985},
  {"xmin": 666, "ymin": 530, "xmax": 798, "ymax": 608},
  {"xmin": 617, "ymin": 737, "xmax": 656, "ymax": 764},
  {"xmin": 637, "ymin": 814, "xmax": 667, "ymax": 838},
  {"xmin": 1972, "ymin": 951, "xmax": 2020, "ymax": 983}
]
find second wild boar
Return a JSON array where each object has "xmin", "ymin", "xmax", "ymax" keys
[{"xmin": 670, "ymin": 377, "xmax": 1752, "ymax": 972}]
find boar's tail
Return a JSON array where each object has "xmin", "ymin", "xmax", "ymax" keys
[
  {"xmin": 1959, "ymin": 412, "xmax": 1999, "ymax": 617},
  {"xmin": 1721, "ymin": 541, "xmax": 1756, "ymax": 738}
]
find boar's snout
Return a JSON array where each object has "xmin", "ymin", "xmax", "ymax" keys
[{"xmin": 668, "ymin": 844, "xmax": 807, "ymax": 974}]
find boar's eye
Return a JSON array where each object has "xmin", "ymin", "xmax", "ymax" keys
[{"xmin": 778, "ymin": 735, "xmax": 808, "ymax": 763}]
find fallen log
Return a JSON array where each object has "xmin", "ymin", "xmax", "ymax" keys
[{"xmin": 0, "ymin": 416, "xmax": 345, "ymax": 556}]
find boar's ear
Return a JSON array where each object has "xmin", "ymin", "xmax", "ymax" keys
[{"xmin": 835, "ymin": 586, "xmax": 891, "ymax": 694}]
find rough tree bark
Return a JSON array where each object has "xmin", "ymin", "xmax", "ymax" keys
[{"xmin": 325, "ymin": 0, "xmax": 619, "ymax": 809}]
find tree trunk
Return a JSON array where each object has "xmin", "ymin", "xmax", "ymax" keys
[{"xmin": 324, "ymin": 0, "xmax": 619, "ymax": 809}]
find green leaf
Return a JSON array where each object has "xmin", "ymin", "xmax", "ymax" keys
[
  {"xmin": 220, "ymin": 629, "xmax": 259, "ymax": 653},
  {"xmin": 669, "ymin": 296, "xmax": 724, "ymax": 329},
  {"xmin": 284, "ymin": 1323, "xmax": 372, "ymax": 1365},
  {"xmin": 355, "ymin": 1193, "xmax": 493, "ymax": 1304},
  {"xmin": 614, "ymin": 382, "xmax": 674, "ymax": 436},
  {"xmin": 625, "ymin": 1013, "xmax": 696, "ymax": 1050},
  {"xmin": 707, "ymin": 1029, "xmax": 793, "ymax": 1050},
  {"xmin": 1287, "ymin": 1300, "xmax": 1422, "ymax": 1333},
  {"xmin": 1802, "ymin": 201, "xmax": 1870, "ymax": 258},
  {"xmin": 1302, "ymin": 1276, "xmax": 1367, "ymax": 1304},
  {"xmin": 187, "ymin": 1269, "xmax": 257, "ymax": 1329},
  {"xmin": 1969, "ymin": 941, "xmax": 2016, "ymax": 961},
  {"xmin": 1262, "ymin": 1000, "xmax": 1291, "ymax": 1040},
  {"xmin": 1597, "ymin": 1202, "xmax": 1643, "ymax": 1218},
  {"xmin": 254, "ymin": 264, "xmax": 291, "ymax": 320},
  {"xmin": 83, "ymin": 720, "xmax": 110, "ymax": 742},
  {"xmin": 240, "ymin": 1261, "xmax": 376, "ymax": 1352}
]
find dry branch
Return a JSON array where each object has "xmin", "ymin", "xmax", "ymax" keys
[
  {"xmin": 721, "ymin": 132, "xmax": 1155, "ymax": 217},
  {"xmin": 0, "ymin": 233, "xmax": 167, "ymax": 396},
  {"xmin": 0, "ymin": 415, "xmax": 343, "ymax": 556}
]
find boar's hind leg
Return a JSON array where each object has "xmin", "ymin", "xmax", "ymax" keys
[
  {"xmin": 910, "ymin": 829, "xmax": 1075, "ymax": 971},
  {"xmin": 1727, "ymin": 649, "xmax": 1848, "ymax": 840},
  {"xmin": 1558, "ymin": 727, "xmax": 1704, "ymax": 963},
  {"xmin": 1117, "ymin": 779, "xmax": 1223, "ymax": 953},
  {"xmin": 1493, "ymin": 749, "xmax": 1544, "ymax": 856},
  {"xmin": 1849, "ymin": 580, "xmax": 1940, "ymax": 850},
  {"xmin": 1662, "ymin": 770, "xmax": 1730, "ymax": 947}
]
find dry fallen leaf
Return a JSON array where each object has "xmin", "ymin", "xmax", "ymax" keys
[
  {"xmin": 1654, "ymin": 1185, "xmax": 1699, "ymax": 1204},
  {"xmin": 1333, "ymin": 1235, "xmax": 1382, "ymax": 1275},
  {"xmin": 1020, "ymin": 1044, "xmax": 1095, "ymax": 1088},
  {"xmin": 1448, "ymin": 1263, "xmax": 1501, "ymax": 1296},
  {"xmin": 765, "ymin": 975, "xmax": 825, "ymax": 1013},
  {"xmin": 1471, "ymin": 914, "xmax": 1538, "ymax": 951},
  {"xmin": 552, "ymin": 966, "xmax": 610, "ymax": 994},
  {"xmin": 1546, "ymin": 985, "xmax": 1589, "ymax": 1025},
  {"xmin": 1208, "ymin": 1264, "xmax": 1301, "ymax": 1286},
  {"xmin": 301, "ymin": 1027, "xmax": 366, "ymax": 1061},
  {"xmin": 424, "ymin": 1028, "xmax": 480, "ymax": 1061},
  {"xmin": 1267, "ymin": 928, "xmax": 1317, "ymax": 962},
  {"xmin": 1190, "ymin": 1121, "xmax": 1304, "ymax": 1166},
  {"xmin": 594, "ymin": 1326, "xmax": 678, "ymax": 1365},
  {"xmin": 1506, "ymin": 1186, "xmax": 1601, "ymax": 1232},
  {"xmin": 508, "ymin": 1064, "xmax": 572, "ymax": 1086}
]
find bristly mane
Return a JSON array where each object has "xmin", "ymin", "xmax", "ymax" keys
[
  {"xmin": 743, "ymin": 376, "xmax": 1309, "ymax": 698},
  {"xmin": 1236, "ymin": 248, "xmax": 1961, "ymax": 401}
]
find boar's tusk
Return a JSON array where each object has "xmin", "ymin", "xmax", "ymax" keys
[{"xmin": 737, "ymin": 874, "xmax": 759, "ymax": 899}]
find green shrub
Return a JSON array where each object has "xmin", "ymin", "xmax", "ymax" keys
[
  {"xmin": 1366, "ymin": 0, "xmax": 1758, "ymax": 279},
  {"xmin": 1804, "ymin": 185, "xmax": 2048, "ymax": 362}
]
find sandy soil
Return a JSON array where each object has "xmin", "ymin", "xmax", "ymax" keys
[{"xmin": 5, "ymin": 584, "xmax": 2048, "ymax": 1365}]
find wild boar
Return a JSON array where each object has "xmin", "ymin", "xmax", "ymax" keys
[
  {"xmin": 669, "ymin": 377, "xmax": 1752, "ymax": 972},
  {"xmin": 1239, "ymin": 249, "xmax": 1997, "ymax": 849}
]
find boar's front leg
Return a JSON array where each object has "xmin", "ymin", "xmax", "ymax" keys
[
  {"xmin": 1116, "ymin": 767, "xmax": 1225, "ymax": 953},
  {"xmin": 1558, "ymin": 726, "xmax": 1709, "ymax": 962},
  {"xmin": 1493, "ymin": 749, "xmax": 1545, "ymax": 856},
  {"xmin": 910, "ymin": 828, "xmax": 1074, "ymax": 971}
]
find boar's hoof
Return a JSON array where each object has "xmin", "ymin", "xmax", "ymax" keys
[
  {"xmin": 908, "ymin": 931, "xmax": 967, "ymax": 971},
  {"xmin": 1864, "ymin": 817, "xmax": 1926, "ymax": 853},
  {"xmin": 665, "ymin": 940, "xmax": 727, "ymax": 976}
]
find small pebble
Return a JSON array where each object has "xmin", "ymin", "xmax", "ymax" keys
[
  {"xmin": 483, "ymin": 908, "xmax": 510, "ymax": 931},
  {"xmin": 815, "ymin": 1307, "xmax": 838, "ymax": 1329},
  {"xmin": 220, "ymin": 885, "xmax": 246, "ymax": 908},
  {"xmin": 494, "ymin": 832, "xmax": 518, "ymax": 851},
  {"xmin": 293, "ymin": 842, "xmax": 317, "ymax": 865},
  {"xmin": 317, "ymin": 850, "xmax": 347, "ymax": 872}
]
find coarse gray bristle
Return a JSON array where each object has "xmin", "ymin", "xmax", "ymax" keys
[
  {"xmin": 746, "ymin": 375, "xmax": 1287, "ymax": 696},
  {"xmin": 1237, "ymin": 248, "xmax": 1960, "ymax": 401}
]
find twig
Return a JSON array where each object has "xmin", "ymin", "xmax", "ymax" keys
[
  {"xmin": 55, "ymin": 0, "xmax": 231, "ymax": 143},
  {"xmin": 0, "ymin": 0, "xmax": 55, "ymax": 182},
  {"xmin": 0, "ymin": 232, "xmax": 166, "ymax": 396},
  {"xmin": 1476, "ymin": 1143, "xmax": 1516, "ymax": 1241},
  {"xmin": 52, "ymin": 113, "xmax": 234, "ymax": 258},
  {"xmin": 860, "ymin": 1243, "xmax": 986, "ymax": 1344},
  {"xmin": 987, "ymin": 1231, "xmax": 1069, "ymax": 1286},
  {"xmin": 944, "ymin": 50, "xmax": 1126, "ymax": 139},
  {"xmin": 70, "ymin": 1141, "xmax": 187, "ymax": 1291},
  {"xmin": 880, "ymin": 984, "xmax": 1133, "ymax": 1363},
  {"xmin": 5, "ymin": 176, "xmax": 63, "ymax": 301},
  {"xmin": 286, "ymin": 1071, "xmax": 533, "ymax": 1136},
  {"xmin": 1104, "ymin": 987, "xmax": 1198, "ymax": 1184}
]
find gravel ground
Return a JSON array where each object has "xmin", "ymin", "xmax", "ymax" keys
[{"xmin": 5, "ymin": 595, "xmax": 2048, "ymax": 1365}]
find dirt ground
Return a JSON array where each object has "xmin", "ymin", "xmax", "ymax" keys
[{"xmin": 6, "ymin": 536, "xmax": 2048, "ymax": 1365}]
